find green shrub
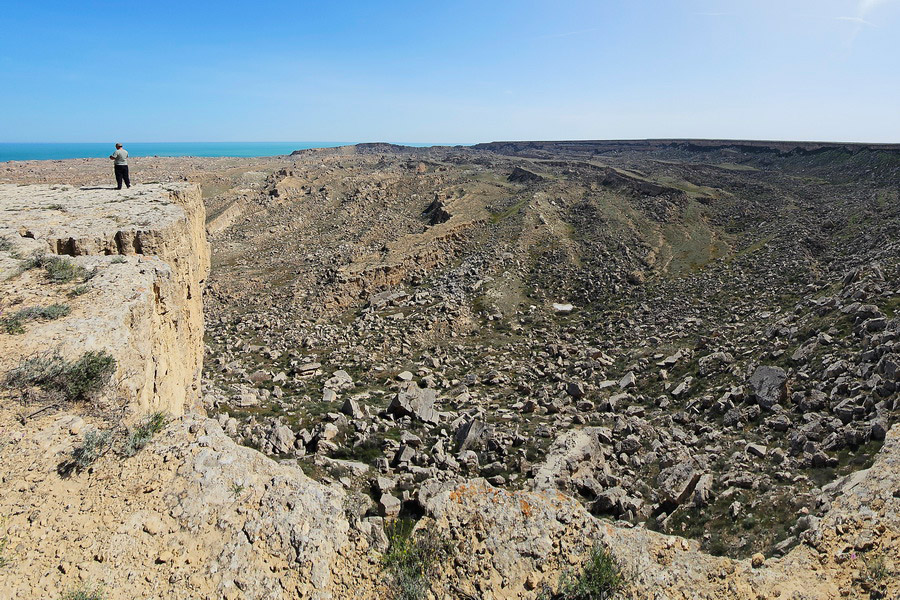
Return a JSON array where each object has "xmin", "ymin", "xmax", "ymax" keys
[
  {"xmin": 4, "ymin": 350, "xmax": 116, "ymax": 402},
  {"xmin": 1, "ymin": 304, "xmax": 71, "ymax": 335},
  {"xmin": 72, "ymin": 429, "xmax": 112, "ymax": 470},
  {"xmin": 5, "ymin": 352, "xmax": 68, "ymax": 388},
  {"xmin": 123, "ymin": 411, "xmax": 168, "ymax": 457},
  {"xmin": 110, "ymin": 255, "xmax": 127, "ymax": 264},
  {"xmin": 60, "ymin": 582, "xmax": 107, "ymax": 600},
  {"xmin": 540, "ymin": 545, "xmax": 629, "ymax": 600},
  {"xmin": 382, "ymin": 519, "xmax": 450, "ymax": 600},
  {"xmin": 38, "ymin": 304, "xmax": 71, "ymax": 319}
]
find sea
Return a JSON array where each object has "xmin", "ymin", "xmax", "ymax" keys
[{"xmin": 0, "ymin": 142, "xmax": 441, "ymax": 162}]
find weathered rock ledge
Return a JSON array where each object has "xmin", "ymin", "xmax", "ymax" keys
[{"xmin": 0, "ymin": 183, "xmax": 896, "ymax": 599}]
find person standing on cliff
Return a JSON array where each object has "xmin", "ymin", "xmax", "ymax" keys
[{"xmin": 109, "ymin": 143, "xmax": 130, "ymax": 190}]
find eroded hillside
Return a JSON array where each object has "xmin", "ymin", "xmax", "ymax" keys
[{"xmin": 0, "ymin": 143, "xmax": 897, "ymax": 600}]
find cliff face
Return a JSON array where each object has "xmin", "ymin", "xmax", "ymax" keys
[{"xmin": 0, "ymin": 183, "xmax": 209, "ymax": 416}]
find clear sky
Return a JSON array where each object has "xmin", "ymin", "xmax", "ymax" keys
[{"xmin": 1, "ymin": 0, "xmax": 898, "ymax": 144}]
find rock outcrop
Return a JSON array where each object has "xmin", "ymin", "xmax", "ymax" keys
[{"xmin": 0, "ymin": 183, "xmax": 209, "ymax": 416}]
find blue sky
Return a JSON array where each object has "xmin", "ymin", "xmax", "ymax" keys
[{"xmin": 1, "ymin": 0, "xmax": 897, "ymax": 143}]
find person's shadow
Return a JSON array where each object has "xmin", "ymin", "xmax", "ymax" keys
[{"xmin": 79, "ymin": 186, "xmax": 123, "ymax": 190}]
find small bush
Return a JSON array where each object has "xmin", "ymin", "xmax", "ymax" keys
[
  {"xmin": 59, "ymin": 351, "xmax": 117, "ymax": 402},
  {"xmin": 4, "ymin": 350, "xmax": 116, "ymax": 402},
  {"xmin": 38, "ymin": 304, "xmax": 71, "ymax": 319},
  {"xmin": 1, "ymin": 304, "xmax": 71, "ymax": 335},
  {"xmin": 72, "ymin": 429, "xmax": 112, "ymax": 470},
  {"xmin": 540, "ymin": 545, "xmax": 629, "ymax": 600},
  {"xmin": 68, "ymin": 284, "xmax": 90, "ymax": 297},
  {"xmin": 0, "ymin": 238, "xmax": 11, "ymax": 252},
  {"xmin": 863, "ymin": 551, "xmax": 892, "ymax": 596},
  {"xmin": 123, "ymin": 411, "xmax": 168, "ymax": 457},
  {"xmin": 23, "ymin": 253, "xmax": 90, "ymax": 283},
  {"xmin": 382, "ymin": 519, "xmax": 450, "ymax": 600},
  {"xmin": 110, "ymin": 255, "xmax": 127, "ymax": 264},
  {"xmin": 44, "ymin": 256, "xmax": 89, "ymax": 283},
  {"xmin": 61, "ymin": 582, "xmax": 107, "ymax": 600},
  {"xmin": 1, "ymin": 314, "xmax": 25, "ymax": 335}
]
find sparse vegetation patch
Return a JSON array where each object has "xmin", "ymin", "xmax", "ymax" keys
[
  {"xmin": 381, "ymin": 519, "xmax": 450, "ymax": 600},
  {"xmin": 540, "ymin": 545, "xmax": 629, "ymax": 600},
  {"xmin": 23, "ymin": 253, "xmax": 92, "ymax": 283},
  {"xmin": 4, "ymin": 350, "xmax": 116, "ymax": 403},
  {"xmin": 60, "ymin": 582, "xmax": 107, "ymax": 600},
  {"xmin": 1, "ymin": 303, "xmax": 71, "ymax": 334}
]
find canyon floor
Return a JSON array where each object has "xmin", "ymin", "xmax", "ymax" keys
[{"xmin": 0, "ymin": 140, "xmax": 898, "ymax": 599}]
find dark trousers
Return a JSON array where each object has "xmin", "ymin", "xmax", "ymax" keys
[{"xmin": 114, "ymin": 165, "xmax": 131, "ymax": 189}]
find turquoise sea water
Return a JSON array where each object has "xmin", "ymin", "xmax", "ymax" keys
[{"xmin": 0, "ymin": 142, "xmax": 438, "ymax": 162}]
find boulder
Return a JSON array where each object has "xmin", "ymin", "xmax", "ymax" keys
[
  {"xmin": 340, "ymin": 397, "xmax": 364, "ymax": 419},
  {"xmin": 268, "ymin": 423, "xmax": 296, "ymax": 455},
  {"xmin": 387, "ymin": 381, "xmax": 438, "ymax": 424},
  {"xmin": 657, "ymin": 462, "xmax": 702, "ymax": 506},
  {"xmin": 455, "ymin": 419, "xmax": 488, "ymax": 453},
  {"xmin": 379, "ymin": 493, "xmax": 402, "ymax": 518},
  {"xmin": 749, "ymin": 366, "xmax": 788, "ymax": 409},
  {"xmin": 566, "ymin": 381, "xmax": 586, "ymax": 399}
]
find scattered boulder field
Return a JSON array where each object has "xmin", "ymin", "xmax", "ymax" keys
[{"xmin": 197, "ymin": 141, "xmax": 899, "ymax": 560}]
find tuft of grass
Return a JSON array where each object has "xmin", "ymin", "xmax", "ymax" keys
[
  {"xmin": 4, "ymin": 350, "xmax": 116, "ymax": 403},
  {"xmin": 60, "ymin": 582, "xmax": 107, "ymax": 600},
  {"xmin": 123, "ymin": 411, "xmax": 168, "ymax": 457},
  {"xmin": 540, "ymin": 545, "xmax": 629, "ymax": 600},
  {"xmin": 110, "ymin": 255, "xmax": 127, "ymax": 264},
  {"xmin": 863, "ymin": 551, "xmax": 891, "ymax": 584},
  {"xmin": 230, "ymin": 482, "xmax": 246, "ymax": 500},
  {"xmin": 1, "ymin": 303, "xmax": 71, "ymax": 334},
  {"xmin": 0, "ymin": 238, "xmax": 11, "ymax": 252},
  {"xmin": 72, "ymin": 429, "xmax": 112, "ymax": 470},
  {"xmin": 0, "ymin": 526, "xmax": 9, "ymax": 568},
  {"xmin": 382, "ymin": 519, "xmax": 450, "ymax": 600}
]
